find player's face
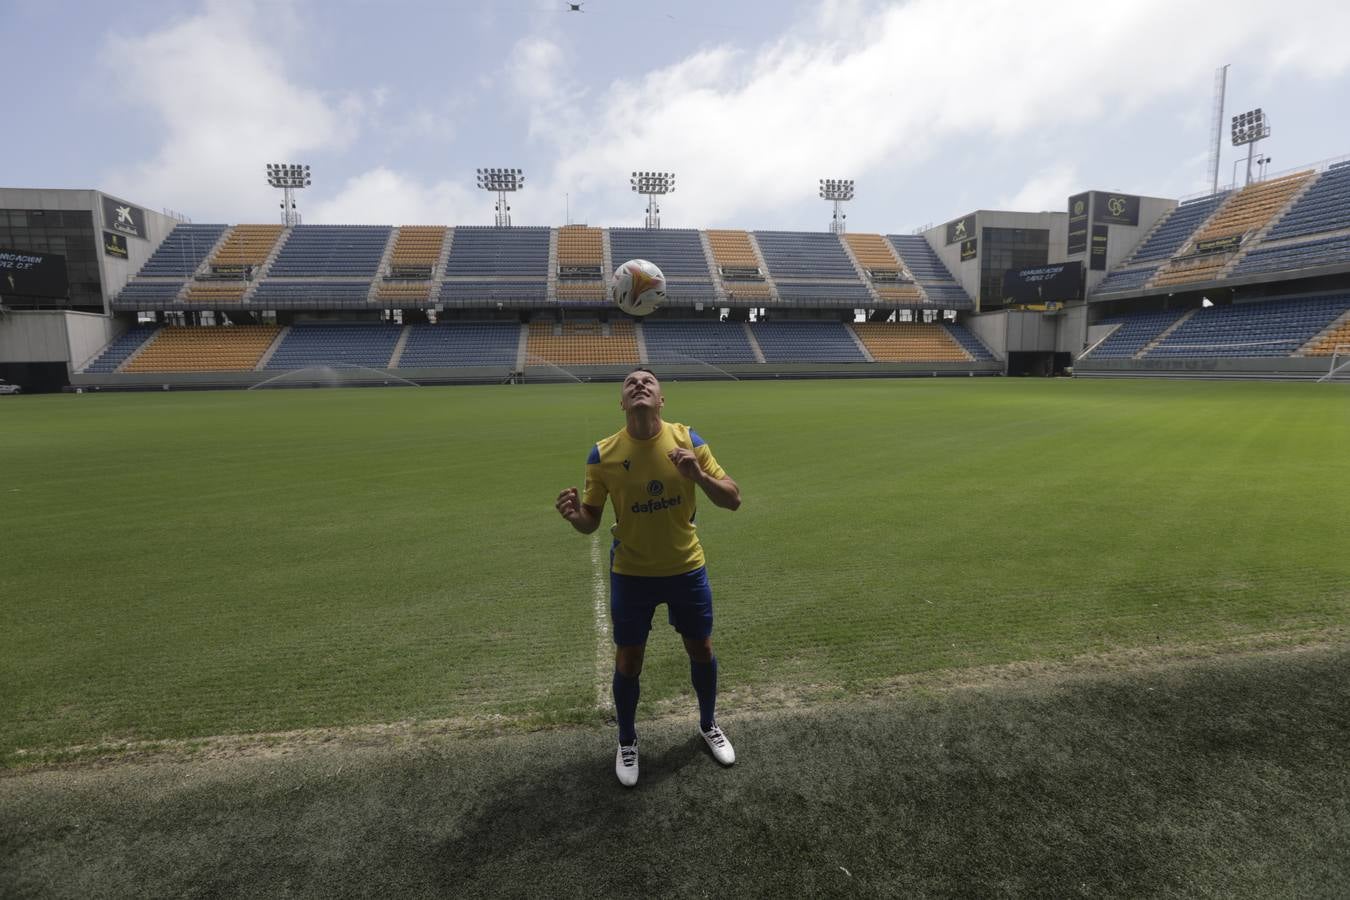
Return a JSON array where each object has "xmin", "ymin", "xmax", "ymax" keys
[{"xmin": 620, "ymin": 371, "xmax": 663, "ymax": 412}]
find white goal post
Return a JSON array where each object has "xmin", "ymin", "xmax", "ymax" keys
[{"xmin": 1318, "ymin": 344, "xmax": 1350, "ymax": 383}]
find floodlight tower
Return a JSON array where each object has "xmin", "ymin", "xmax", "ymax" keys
[
  {"xmin": 1231, "ymin": 108, "xmax": 1271, "ymax": 186},
  {"xmin": 631, "ymin": 171, "xmax": 675, "ymax": 229},
  {"xmin": 476, "ymin": 168, "xmax": 525, "ymax": 226},
  {"xmin": 819, "ymin": 178, "xmax": 854, "ymax": 234},
  {"xmin": 266, "ymin": 163, "xmax": 311, "ymax": 226}
]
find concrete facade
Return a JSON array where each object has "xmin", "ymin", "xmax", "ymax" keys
[{"xmin": 0, "ymin": 187, "xmax": 180, "ymax": 313}]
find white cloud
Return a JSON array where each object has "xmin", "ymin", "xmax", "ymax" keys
[
  {"xmin": 308, "ymin": 167, "xmax": 479, "ymax": 225},
  {"xmin": 99, "ymin": 0, "xmax": 365, "ymax": 222},
  {"xmin": 516, "ymin": 0, "xmax": 1350, "ymax": 227},
  {"xmin": 999, "ymin": 164, "xmax": 1080, "ymax": 213}
]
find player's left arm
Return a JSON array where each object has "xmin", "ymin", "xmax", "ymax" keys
[{"xmin": 668, "ymin": 446, "xmax": 741, "ymax": 511}]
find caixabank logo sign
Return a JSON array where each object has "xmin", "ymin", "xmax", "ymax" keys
[{"xmin": 101, "ymin": 196, "xmax": 147, "ymax": 240}]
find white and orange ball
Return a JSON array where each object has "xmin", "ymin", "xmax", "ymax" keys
[{"xmin": 611, "ymin": 258, "xmax": 666, "ymax": 316}]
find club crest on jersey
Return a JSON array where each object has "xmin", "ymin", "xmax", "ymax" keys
[{"xmin": 647, "ymin": 480, "xmax": 664, "ymax": 496}]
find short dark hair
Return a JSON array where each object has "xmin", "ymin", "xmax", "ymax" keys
[{"xmin": 626, "ymin": 366, "xmax": 657, "ymax": 379}]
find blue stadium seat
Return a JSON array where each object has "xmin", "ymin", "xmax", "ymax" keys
[
  {"xmin": 1088, "ymin": 309, "xmax": 1187, "ymax": 358},
  {"xmin": 608, "ymin": 229, "xmax": 713, "ymax": 278},
  {"xmin": 137, "ymin": 225, "xmax": 229, "ymax": 277},
  {"xmin": 112, "ymin": 281, "xmax": 185, "ymax": 309},
  {"xmin": 754, "ymin": 231, "xmax": 859, "ymax": 280},
  {"xmin": 443, "ymin": 227, "xmax": 551, "ymax": 277},
  {"xmin": 1143, "ymin": 294, "xmax": 1350, "ymax": 358},
  {"xmin": 268, "ymin": 226, "xmax": 391, "ymax": 277},
  {"xmin": 943, "ymin": 323, "xmax": 995, "ymax": 361},
  {"xmin": 642, "ymin": 320, "xmax": 758, "ymax": 363},
  {"xmin": 265, "ymin": 323, "xmax": 403, "ymax": 369},
  {"xmin": 251, "ymin": 281, "xmax": 372, "ymax": 308},
  {"xmin": 399, "ymin": 323, "xmax": 520, "ymax": 367},
  {"xmin": 83, "ymin": 324, "xmax": 160, "ymax": 372},
  {"xmin": 1265, "ymin": 166, "xmax": 1350, "ymax": 242},
  {"xmin": 1125, "ymin": 193, "xmax": 1229, "ymax": 264},
  {"xmin": 750, "ymin": 321, "xmax": 866, "ymax": 363}
]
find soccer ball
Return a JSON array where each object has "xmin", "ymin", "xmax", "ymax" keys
[{"xmin": 611, "ymin": 259, "xmax": 666, "ymax": 316}]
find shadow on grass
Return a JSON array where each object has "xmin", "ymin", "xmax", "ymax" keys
[{"xmin": 3, "ymin": 647, "xmax": 1349, "ymax": 898}]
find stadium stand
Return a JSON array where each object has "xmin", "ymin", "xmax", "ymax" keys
[
  {"xmin": 377, "ymin": 226, "xmax": 447, "ymax": 303},
  {"xmin": 1092, "ymin": 265, "xmax": 1159, "ymax": 295},
  {"xmin": 444, "ymin": 226, "xmax": 551, "ymax": 276},
  {"xmin": 943, "ymin": 323, "xmax": 995, "ymax": 361},
  {"xmin": 184, "ymin": 282, "xmax": 247, "ymax": 304},
  {"xmin": 268, "ymin": 225, "xmax": 391, "ymax": 277},
  {"xmin": 210, "ymin": 225, "xmax": 284, "ymax": 271},
  {"xmin": 136, "ymin": 224, "xmax": 228, "ymax": 276},
  {"xmin": 375, "ymin": 281, "xmax": 434, "ymax": 304},
  {"xmin": 886, "ymin": 235, "xmax": 956, "ymax": 280},
  {"xmin": 124, "ymin": 326, "xmax": 279, "ymax": 372},
  {"xmin": 608, "ymin": 228, "xmax": 713, "ymax": 278},
  {"xmin": 843, "ymin": 233, "xmax": 924, "ymax": 304},
  {"xmin": 1124, "ymin": 193, "xmax": 1229, "ymax": 265},
  {"xmin": 722, "ymin": 281, "xmax": 774, "ymax": 302},
  {"xmin": 851, "ymin": 323, "xmax": 969, "ymax": 362},
  {"xmin": 1301, "ymin": 310, "xmax": 1350, "ymax": 356},
  {"xmin": 387, "ymin": 226, "xmax": 447, "ymax": 272},
  {"xmin": 706, "ymin": 230, "xmax": 762, "ymax": 272},
  {"xmin": 1153, "ymin": 172, "xmax": 1312, "ymax": 288},
  {"xmin": 754, "ymin": 231, "xmax": 859, "ymax": 280},
  {"xmin": 886, "ymin": 235, "xmax": 974, "ymax": 308},
  {"xmin": 82, "ymin": 324, "xmax": 159, "ymax": 373},
  {"xmin": 1230, "ymin": 232, "xmax": 1350, "ymax": 279},
  {"xmin": 642, "ymin": 320, "xmax": 758, "ymax": 364},
  {"xmin": 1265, "ymin": 163, "xmax": 1350, "ymax": 242},
  {"xmin": 526, "ymin": 320, "xmax": 638, "ymax": 365},
  {"xmin": 919, "ymin": 284, "xmax": 976, "ymax": 307},
  {"xmin": 398, "ymin": 323, "xmax": 521, "ymax": 367},
  {"xmin": 112, "ymin": 281, "xmax": 186, "ymax": 308},
  {"xmin": 265, "ymin": 323, "xmax": 402, "ymax": 369},
  {"xmin": 773, "ymin": 282, "xmax": 873, "ymax": 306},
  {"xmin": 555, "ymin": 225, "xmax": 605, "ymax": 302},
  {"xmin": 251, "ymin": 281, "xmax": 373, "ymax": 308},
  {"xmin": 439, "ymin": 280, "xmax": 548, "ymax": 305},
  {"xmin": 750, "ymin": 321, "xmax": 867, "ymax": 363},
  {"xmin": 1145, "ymin": 294, "xmax": 1350, "ymax": 358},
  {"xmin": 1086, "ymin": 309, "xmax": 1189, "ymax": 359}
]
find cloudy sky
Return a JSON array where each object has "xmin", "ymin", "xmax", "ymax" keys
[{"xmin": 10, "ymin": 0, "xmax": 1350, "ymax": 232}]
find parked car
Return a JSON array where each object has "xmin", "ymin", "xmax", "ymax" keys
[{"xmin": 0, "ymin": 379, "xmax": 22, "ymax": 395}]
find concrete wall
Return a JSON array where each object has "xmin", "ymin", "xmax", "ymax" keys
[
  {"xmin": 1057, "ymin": 303, "xmax": 1089, "ymax": 355},
  {"xmin": 0, "ymin": 309, "xmax": 116, "ymax": 365},
  {"xmin": 963, "ymin": 311, "xmax": 1007, "ymax": 361},
  {"xmin": 0, "ymin": 188, "xmax": 180, "ymax": 313},
  {"xmin": 1005, "ymin": 310, "xmax": 1058, "ymax": 352}
]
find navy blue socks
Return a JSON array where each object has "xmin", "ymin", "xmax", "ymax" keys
[
  {"xmin": 613, "ymin": 669, "xmax": 640, "ymax": 745},
  {"xmin": 690, "ymin": 656, "xmax": 718, "ymax": 732}
]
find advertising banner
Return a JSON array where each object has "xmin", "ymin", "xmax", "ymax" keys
[
  {"xmin": 1067, "ymin": 192, "xmax": 1089, "ymax": 254},
  {"xmin": 101, "ymin": 195, "xmax": 147, "ymax": 240}
]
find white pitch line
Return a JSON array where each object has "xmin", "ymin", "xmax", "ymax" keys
[{"xmin": 590, "ymin": 534, "xmax": 611, "ymax": 712}]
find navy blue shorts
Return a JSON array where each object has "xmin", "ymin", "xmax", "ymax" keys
[{"xmin": 610, "ymin": 566, "xmax": 713, "ymax": 646}]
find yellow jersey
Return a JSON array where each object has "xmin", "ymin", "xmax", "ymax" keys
[{"xmin": 582, "ymin": 420, "xmax": 726, "ymax": 577}]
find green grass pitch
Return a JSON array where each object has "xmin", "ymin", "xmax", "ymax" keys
[{"xmin": 2, "ymin": 379, "xmax": 1347, "ymax": 767}]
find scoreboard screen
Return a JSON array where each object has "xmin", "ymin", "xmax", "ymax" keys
[
  {"xmin": 0, "ymin": 248, "xmax": 69, "ymax": 300},
  {"xmin": 1001, "ymin": 261, "xmax": 1083, "ymax": 303}
]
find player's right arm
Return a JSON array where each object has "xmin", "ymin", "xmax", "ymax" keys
[{"xmin": 556, "ymin": 487, "xmax": 602, "ymax": 534}]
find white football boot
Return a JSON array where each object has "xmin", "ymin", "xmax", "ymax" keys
[
  {"xmin": 615, "ymin": 742, "xmax": 639, "ymax": 787},
  {"xmin": 700, "ymin": 723, "xmax": 736, "ymax": 766}
]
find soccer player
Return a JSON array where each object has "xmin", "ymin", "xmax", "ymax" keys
[{"xmin": 555, "ymin": 367, "xmax": 742, "ymax": 787}]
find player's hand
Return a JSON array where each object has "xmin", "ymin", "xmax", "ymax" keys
[
  {"xmin": 668, "ymin": 447, "xmax": 702, "ymax": 482},
  {"xmin": 556, "ymin": 487, "xmax": 583, "ymax": 522}
]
